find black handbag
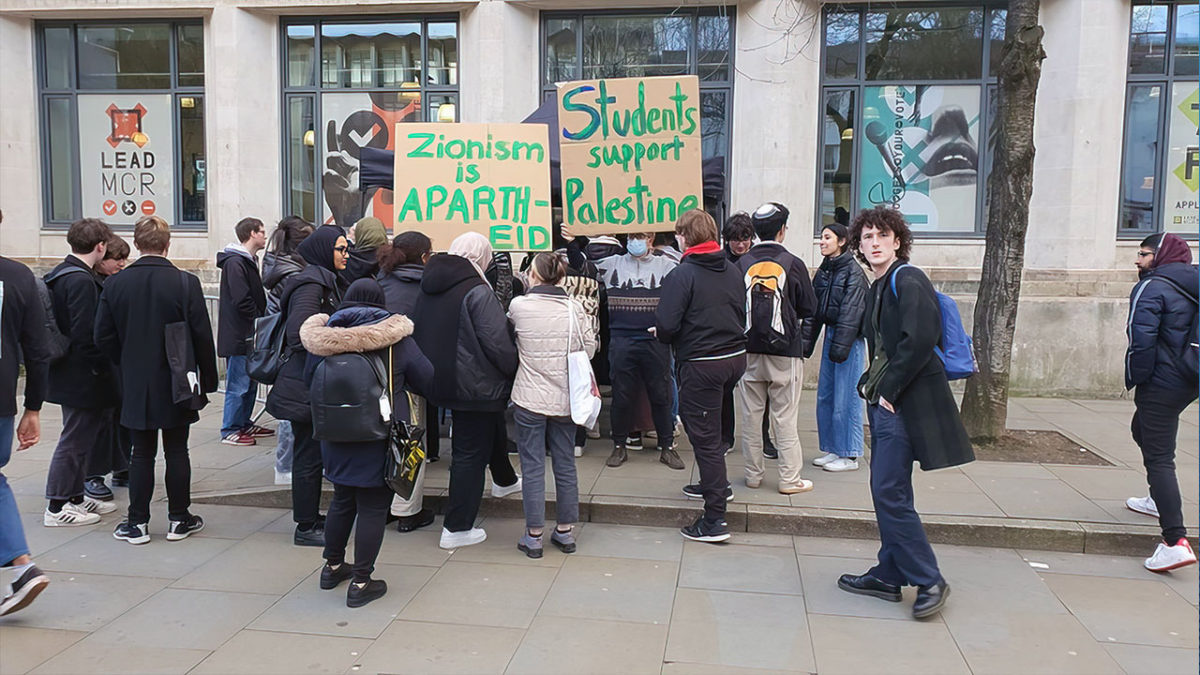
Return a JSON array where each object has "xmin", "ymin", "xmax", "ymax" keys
[
  {"xmin": 383, "ymin": 347, "xmax": 425, "ymax": 500},
  {"xmin": 246, "ymin": 311, "xmax": 289, "ymax": 385},
  {"xmin": 164, "ymin": 270, "xmax": 208, "ymax": 411}
]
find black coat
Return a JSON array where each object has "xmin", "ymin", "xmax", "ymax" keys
[
  {"xmin": 215, "ymin": 248, "xmax": 266, "ymax": 357},
  {"xmin": 0, "ymin": 257, "xmax": 50, "ymax": 416},
  {"xmin": 262, "ymin": 251, "xmax": 305, "ymax": 314},
  {"xmin": 655, "ymin": 250, "xmax": 747, "ymax": 361},
  {"xmin": 94, "ymin": 256, "xmax": 219, "ymax": 430},
  {"xmin": 860, "ymin": 260, "xmax": 973, "ymax": 471},
  {"xmin": 801, "ymin": 251, "xmax": 869, "ymax": 362},
  {"xmin": 338, "ymin": 247, "xmax": 380, "ymax": 287},
  {"xmin": 265, "ymin": 265, "xmax": 342, "ymax": 423},
  {"xmin": 45, "ymin": 256, "xmax": 119, "ymax": 410},
  {"xmin": 378, "ymin": 264, "xmax": 424, "ymax": 316},
  {"xmin": 737, "ymin": 242, "xmax": 818, "ymax": 357},
  {"xmin": 1126, "ymin": 261, "xmax": 1200, "ymax": 391}
]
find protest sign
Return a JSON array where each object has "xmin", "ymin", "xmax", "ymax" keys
[
  {"xmin": 78, "ymin": 94, "xmax": 174, "ymax": 225},
  {"xmin": 557, "ymin": 75, "xmax": 703, "ymax": 235},
  {"xmin": 393, "ymin": 123, "xmax": 552, "ymax": 251}
]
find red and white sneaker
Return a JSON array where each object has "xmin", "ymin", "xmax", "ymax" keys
[
  {"xmin": 244, "ymin": 424, "xmax": 275, "ymax": 438},
  {"xmin": 221, "ymin": 431, "xmax": 256, "ymax": 446},
  {"xmin": 1145, "ymin": 538, "xmax": 1197, "ymax": 572}
]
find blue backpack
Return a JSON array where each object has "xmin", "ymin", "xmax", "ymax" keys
[{"xmin": 890, "ymin": 263, "xmax": 978, "ymax": 380}]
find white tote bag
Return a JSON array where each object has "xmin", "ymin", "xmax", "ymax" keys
[{"xmin": 565, "ymin": 299, "xmax": 602, "ymax": 429}]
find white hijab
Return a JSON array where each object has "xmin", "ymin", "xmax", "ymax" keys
[{"xmin": 448, "ymin": 231, "xmax": 492, "ymax": 282}]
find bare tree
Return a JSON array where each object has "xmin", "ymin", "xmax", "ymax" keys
[{"xmin": 960, "ymin": 0, "xmax": 1046, "ymax": 440}]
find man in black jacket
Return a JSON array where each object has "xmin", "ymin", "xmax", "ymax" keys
[
  {"xmin": 1124, "ymin": 232, "xmax": 1198, "ymax": 572},
  {"xmin": 655, "ymin": 210, "xmax": 746, "ymax": 543},
  {"xmin": 216, "ymin": 217, "xmax": 268, "ymax": 446},
  {"xmin": 43, "ymin": 218, "xmax": 119, "ymax": 527}
]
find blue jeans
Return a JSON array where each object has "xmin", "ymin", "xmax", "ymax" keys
[
  {"xmin": 221, "ymin": 356, "xmax": 257, "ymax": 437},
  {"xmin": 816, "ymin": 338, "xmax": 865, "ymax": 458},
  {"xmin": 513, "ymin": 406, "xmax": 579, "ymax": 530},
  {"xmin": 0, "ymin": 416, "xmax": 30, "ymax": 565}
]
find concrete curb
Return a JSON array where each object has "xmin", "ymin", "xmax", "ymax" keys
[{"xmin": 192, "ymin": 486, "xmax": 1191, "ymax": 556}]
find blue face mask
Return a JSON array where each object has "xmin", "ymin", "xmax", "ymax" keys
[{"xmin": 627, "ymin": 239, "xmax": 648, "ymax": 257}]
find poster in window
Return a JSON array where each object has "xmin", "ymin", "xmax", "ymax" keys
[
  {"xmin": 858, "ymin": 85, "xmax": 980, "ymax": 232},
  {"xmin": 321, "ymin": 92, "xmax": 421, "ymax": 229},
  {"xmin": 1164, "ymin": 82, "xmax": 1199, "ymax": 233},
  {"xmin": 77, "ymin": 94, "xmax": 174, "ymax": 226}
]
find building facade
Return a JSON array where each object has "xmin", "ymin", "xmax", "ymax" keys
[{"xmin": 0, "ymin": 0, "xmax": 1196, "ymax": 396}]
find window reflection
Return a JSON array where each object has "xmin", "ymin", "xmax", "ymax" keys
[
  {"xmin": 821, "ymin": 90, "xmax": 855, "ymax": 227},
  {"xmin": 545, "ymin": 18, "xmax": 578, "ymax": 84},
  {"xmin": 1120, "ymin": 85, "xmax": 1163, "ymax": 231},
  {"xmin": 864, "ymin": 8, "xmax": 984, "ymax": 80},
  {"xmin": 1129, "ymin": 5, "xmax": 1169, "ymax": 75},
  {"xmin": 583, "ymin": 15, "xmax": 691, "ymax": 79},
  {"xmin": 78, "ymin": 24, "xmax": 171, "ymax": 89},
  {"xmin": 824, "ymin": 11, "xmax": 859, "ymax": 79},
  {"xmin": 1175, "ymin": 4, "xmax": 1199, "ymax": 77}
]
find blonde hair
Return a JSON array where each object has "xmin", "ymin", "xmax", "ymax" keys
[{"xmin": 133, "ymin": 215, "xmax": 171, "ymax": 253}]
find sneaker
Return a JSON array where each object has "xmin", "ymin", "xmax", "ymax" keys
[
  {"xmin": 1145, "ymin": 539, "xmax": 1197, "ymax": 572},
  {"xmin": 745, "ymin": 476, "xmax": 762, "ymax": 489},
  {"xmin": 110, "ymin": 470, "xmax": 129, "ymax": 487},
  {"xmin": 221, "ymin": 431, "xmax": 256, "ymax": 446},
  {"xmin": 78, "ymin": 496, "xmax": 117, "ymax": 515},
  {"xmin": 347, "ymin": 578, "xmax": 387, "ymax": 608},
  {"xmin": 244, "ymin": 424, "xmax": 275, "ymax": 438},
  {"xmin": 659, "ymin": 446, "xmax": 686, "ymax": 470},
  {"xmin": 823, "ymin": 458, "xmax": 859, "ymax": 472},
  {"xmin": 812, "ymin": 451, "xmax": 839, "ymax": 467},
  {"xmin": 320, "ymin": 562, "xmax": 353, "ymax": 590},
  {"xmin": 492, "ymin": 476, "xmax": 523, "ymax": 499},
  {"xmin": 762, "ymin": 442, "xmax": 779, "ymax": 460},
  {"xmin": 84, "ymin": 476, "xmax": 113, "ymax": 501},
  {"xmin": 606, "ymin": 445, "xmax": 628, "ymax": 468},
  {"xmin": 294, "ymin": 524, "xmax": 325, "ymax": 547},
  {"xmin": 1126, "ymin": 496, "xmax": 1159, "ymax": 518},
  {"xmin": 44, "ymin": 505, "xmax": 101, "ymax": 527},
  {"xmin": 551, "ymin": 527, "xmax": 577, "ymax": 554},
  {"xmin": 645, "ymin": 429, "xmax": 658, "ymax": 439},
  {"xmin": 682, "ymin": 483, "xmax": 734, "ymax": 502},
  {"xmin": 274, "ymin": 470, "xmax": 292, "ymax": 486},
  {"xmin": 680, "ymin": 517, "xmax": 731, "ymax": 543},
  {"xmin": 440, "ymin": 527, "xmax": 487, "ymax": 549},
  {"xmin": 112, "ymin": 520, "xmax": 150, "ymax": 544},
  {"xmin": 518, "ymin": 532, "xmax": 544, "ymax": 559},
  {"xmin": 0, "ymin": 565, "xmax": 49, "ymax": 616},
  {"xmin": 396, "ymin": 508, "xmax": 435, "ymax": 533},
  {"xmin": 574, "ymin": 446, "xmax": 584, "ymax": 458},
  {"xmin": 166, "ymin": 514, "xmax": 204, "ymax": 541},
  {"xmin": 586, "ymin": 427, "xmax": 601, "ymax": 440},
  {"xmin": 624, "ymin": 435, "xmax": 644, "ymax": 451},
  {"xmin": 779, "ymin": 480, "xmax": 815, "ymax": 495}
]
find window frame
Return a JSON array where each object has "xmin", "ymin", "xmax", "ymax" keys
[
  {"xmin": 35, "ymin": 19, "xmax": 206, "ymax": 231},
  {"xmin": 815, "ymin": 3, "xmax": 1007, "ymax": 239},
  {"xmin": 278, "ymin": 14, "xmax": 462, "ymax": 226},
  {"xmin": 1119, "ymin": 1, "xmax": 1200, "ymax": 239}
]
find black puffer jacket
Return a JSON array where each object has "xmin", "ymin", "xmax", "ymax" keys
[
  {"xmin": 265, "ymin": 265, "xmax": 342, "ymax": 423},
  {"xmin": 1127, "ymin": 261, "xmax": 1199, "ymax": 391},
  {"xmin": 655, "ymin": 248, "xmax": 746, "ymax": 361},
  {"xmin": 801, "ymin": 251, "xmax": 869, "ymax": 363},
  {"xmin": 262, "ymin": 251, "xmax": 305, "ymax": 314},
  {"xmin": 378, "ymin": 263, "xmax": 424, "ymax": 316}
]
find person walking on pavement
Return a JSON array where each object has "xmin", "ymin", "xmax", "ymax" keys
[
  {"xmin": 43, "ymin": 218, "xmax": 120, "ymax": 527},
  {"xmin": 837, "ymin": 206, "xmax": 973, "ymax": 619},
  {"xmin": 655, "ymin": 210, "xmax": 747, "ymax": 543},
  {"xmin": 95, "ymin": 216, "xmax": 219, "ymax": 545},
  {"xmin": 1124, "ymin": 232, "xmax": 1198, "ymax": 572},
  {"xmin": 802, "ymin": 222, "xmax": 869, "ymax": 472},
  {"xmin": 216, "ymin": 217, "xmax": 270, "ymax": 447},
  {"xmin": 84, "ymin": 235, "xmax": 131, "ymax": 501}
]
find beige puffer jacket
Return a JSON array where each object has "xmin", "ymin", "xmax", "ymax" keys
[{"xmin": 508, "ymin": 286, "xmax": 598, "ymax": 417}]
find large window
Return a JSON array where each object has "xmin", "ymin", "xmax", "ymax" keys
[
  {"xmin": 819, "ymin": 5, "xmax": 1005, "ymax": 235},
  {"xmin": 1119, "ymin": 2, "xmax": 1198, "ymax": 236},
  {"xmin": 541, "ymin": 8, "xmax": 734, "ymax": 218},
  {"xmin": 281, "ymin": 16, "xmax": 460, "ymax": 228},
  {"xmin": 37, "ymin": 21, "xmax": 206, "ymax": 229}
]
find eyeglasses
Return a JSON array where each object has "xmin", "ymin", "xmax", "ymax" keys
[
  {"xmin": 333, "ymin": 246, "xmax": 349, "ymax": 254},
  {"xmin": 1137, "ymin": 251, "xmax": 1154, "ymax": 258}
]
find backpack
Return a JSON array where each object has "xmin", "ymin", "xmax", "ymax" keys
[
  {"xmin": 1150, "ymin": 276, "xmax": 1199, "ymax": 382},
  {"xmin": 36, "ymin": 267, "xmax": 91, "ymax": 362},
  {"xmin": 245, "ymin": 311, "xmax": 288, "ymax": 384},
  {"xmin": 744, "ymin": 253, "xmax": 798, "ymax": 352},
  {"xmin": 309, "ymin": 349, "xmax": 391, "ymax": 443},
  {"xmin": 890, "ymin": 263, "xmax": 977, "ymax": 380}
]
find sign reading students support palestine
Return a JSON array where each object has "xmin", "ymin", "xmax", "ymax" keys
[{"xmin": 557, "ymin": 75, "xmax": 703, "ymax": 235}]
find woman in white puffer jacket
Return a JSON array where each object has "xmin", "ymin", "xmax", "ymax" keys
[{"xmin": 507, "ymin": 252, "xmax": 597, "ymax": 559}]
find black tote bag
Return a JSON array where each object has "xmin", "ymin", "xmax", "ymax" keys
[{"xmin": 165, "ymin": 270, "xmax": 208, "ymax": 411}]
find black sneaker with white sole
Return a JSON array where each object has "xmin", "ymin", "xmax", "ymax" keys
[
  {"xmin": 166, "ymin": 515, "xmax": 204, "ymax": 541},
  {"xmin": 680, "ymin": 517, "xmax": 731, "ymax": 543},
  {"xmin": 113, "ymin": 520, "xmax": 150, "ymax": 545},
  {"xmin": 682, "ymin": 483, "xmax": 734, "ymax": 502},
  {"xmin": 0, "ymin": 565, "xmax": 50, "ymax": 616}
]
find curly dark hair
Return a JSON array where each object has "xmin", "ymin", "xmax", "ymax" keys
[{"xmin": 849, "ymin": 206, "xmax": 912, "ymax": 264}]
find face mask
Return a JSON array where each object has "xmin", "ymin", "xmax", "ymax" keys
[{"xmin": 627, "ymin": 239, "xmax": 648, "ymax": 257}]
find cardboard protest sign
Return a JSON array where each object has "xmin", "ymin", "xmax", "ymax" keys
[
  {"xmin": 393, "ymin": 123, "xmax": 552, "ymax": 251},
  {"xmin": 557, "ymin": 75, "xmax": 703, "ymax": 235}
]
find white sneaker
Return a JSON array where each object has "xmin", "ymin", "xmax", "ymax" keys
[
  {"xmin": 1126, "ymin": 495, "xmax": 1159, "ymax": 518},
  {"xmin": 812, "ymin": 452, "xmax": 839, "ymax": 467},
  {"xmin": 574, "ymin": 446, "xmax": 584, "ymax": 458},
  {"xmin": 274, "ymin": 470, "xmax": 292, "ymax": 486},
  {"xmin": 439, "ymin": 527, "xmax": 487, "ymax": 550},
  {"xmin": 78, "ymin": 496, "xmax": 117, "ymax": 515},
  {"xmin": 44, "ymin": 506, "xmax": 101, "ymax": 527},
  {"xmin": 492, "ymin": 476, "xmax": 523, "ymax": 499},
  {"xmin": 823, "ymin": 457, "xmax": 860, "ymax": 472},
  {"xmin": 1145, "ymin": 539, "xmax": 1197, "ymax": 572},
  {"xmin": 586, "ymin": 427, "xmax": 601, "ymax": 440}
]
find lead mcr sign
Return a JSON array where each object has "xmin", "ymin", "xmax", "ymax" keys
[{"xmin": 78, "ymin": 94, "xmax": 173, "ymax": 224}]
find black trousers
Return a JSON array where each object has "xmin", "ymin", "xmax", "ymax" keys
[
  {"xmin": 290, "ymin": 421, "xmax": 324, "ymax": 526},
  {"xmin": 720, "ymin": 388, "xmax": 772, "ymax": 451},
  {"xmin": 426, "ymin": 405, "xmax": 441, "ymax": 460},
  {"xmin": 87, "ymin": 408, "xmax": 129, "ymax": 478},
  {"xmin": 678, "ymin": 355, "xmax": 746, "ymax": 524},
  {"xmin": 610, "ymin": 337, "xmax": 675, "ymax": 447},
  {"xmin": 127, "ymin": 426, "xmax": 191, "ymax": 525},
  {"xmin": 444, "ymin": 409, "xmax": 519, "ymax": 532},
  {"xmin": 45, "ymin": 406, "xmax": 110, "ymax": 501},
  {"xmin": 1132, "ymin": 386, "xmax": 1197, "ymax": 544},
  {"xmin": 323, "ymin": 483, "xmax": 393, "ymax": 582}
]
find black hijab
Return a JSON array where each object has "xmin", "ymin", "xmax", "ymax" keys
[
  {"xmin": 341, "ymin": 278, "xmax": 387, "ymax": 310},
  {"xmin": 297, "ymin": 225, "xmax": 343, "ymax": 272}
]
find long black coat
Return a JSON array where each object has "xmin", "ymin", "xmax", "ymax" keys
[
  {"xmin": 861, "ymin": 260, "xmax": 973, "ymax": 471},
  {"xmin": 264, "ymin": 265, "xmax": 341, "ymax": 423},
  {"xmin": 801, "ymin": 251, "xmax": 869, "ymax": 362},
  {"xmin": 45, "ymin": 256, "xmax": 119, "ymax": 410},
  {"xmin": 94, "ymin": 256, "xmax": 219, "ymax": 430}
]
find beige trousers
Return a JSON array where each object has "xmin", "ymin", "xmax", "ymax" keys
[{"xmin": 738, "ymin": 353, "xmax": 804, "ymax": 489}]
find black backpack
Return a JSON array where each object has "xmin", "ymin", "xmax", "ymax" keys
[
  {"xmin": 309, "ymin": 349, "xmax": 390, "ymax": 443},
  {"xmin": 36, "ymin": 267, "xmax": 91, "ymax": 362},
  {"xmin": 246, "ymin": 312, "xmax": 288, "ymax": 384},
  {"xmin": 743, "ymin": 252, "xmax": 798, "ymax": 352}
]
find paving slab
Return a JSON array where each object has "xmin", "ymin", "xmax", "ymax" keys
[
  {"xmin": 350, "ymin": 620, "xmax": 524, "ymax": 675},
  {"xmin": 85, "ymin": 587, "xmax": 277, "ymax": 650},
  {"xmin": 505, "ymin": 615, "xmax": 669, "ymax": 675},
  {"xmin": 665, "ymin": 588, "xmax": 816, "ymax": 672},
  {"xmin": 0, "ymin": 571, "xmax": 171, "ymax": 633},
  {"xmin": 398, "ymin": 560, "xmax": 558, "ymax": 629},
  {"xmin": 0, "ymin": 626, "xmax": 87, "ymax": 674},
  {"xmin": 1102, "ymin": 643, "xmax": 1200, "ymax": 675},
  {"xmin": 808, "ymin": 614, "xmax": 971, "ymax": 674},
  {"xmin": 189, "ymin": 629, "xmax": 372, "ymax": 675},
  {"xmin": 1040, "ymin": 573, "xmax": 1199, "ymax": 649},
  {"xmin": 679, "ymin": 540, "xmax": 803, "ymax": 596},
  {"xmin": 28, "ymin": 637, "xmax": 210, "ymax": 675},
  {"xmin": 37, "ymin": 530, "xmax": 237, "ymax": 579},
  {"xmin": 539, "ymin": 555, "xmax": 679, "ymax": 624},
  {"xmin": 944, "ymin": 612, "xmax": 1124, "ymax": 675}
]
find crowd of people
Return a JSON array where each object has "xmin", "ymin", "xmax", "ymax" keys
[{"xmin": 0, "ymin": 204, "xmax": 1194, "ymax": 619}]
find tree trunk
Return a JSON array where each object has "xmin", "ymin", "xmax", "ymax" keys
[{"xmin": 960, "ymin": 0, "xmax": 1047, "ymax": 441}]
